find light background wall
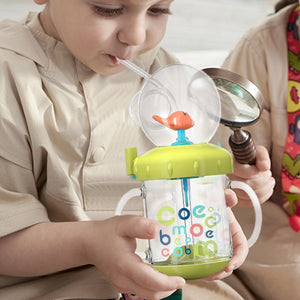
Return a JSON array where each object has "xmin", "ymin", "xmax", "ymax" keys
[
  {"xmin": 165, "ymin": 0, "xmax": 278, "ymax": 51},
  {"xmin": 0, "ymin": 0, "xmax": 278, "ymax": 67}
]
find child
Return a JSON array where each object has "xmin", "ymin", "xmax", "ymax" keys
[
  {"xmin": 0, "ymin": 1, "xmax": 251, "ymax": 299},
  {"xmin": 214, "ymin": 0, "xmax": 300, "ymax": 299}
]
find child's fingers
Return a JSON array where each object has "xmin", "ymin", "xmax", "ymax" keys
[
  {"xmin": 255, "ymin": 145, "xmax": 271, "ymax": 171},
  {"xmin": 128, "ymin": 260, "xmax": 185, "ymax": 292},
  {"xmin": 247, "ymin": 175, "xmax": 275, "ymax": 204},
  {"xmin": 232, "ymin": 145, "xmax": 270, "ymax": 179},
  {"xmin": 111, "ymin": 270, "xmax": 177, "ymax": 300},
  {"xmin": 116, "ymin": 215, "xmax": 160, "ymax": 240},
  {"xmin": 205, "ymin": 209, "xmax": 248, "ymax": 281},
  {"xmin": 122, "ymin": 261, "xmax": 185, "ymax": 300},
  {"xmin": 227, "ymin": 208, "xmax": 248, "ymax": 269},
  {"xmin": 202, "ymin": 267, "xmax": 234, "ymax": 281},
  {"xmin": 224, "ymin": 189, "xmax": 238, "ymax": 208},
  {"xmin": 232, "ymin": 160, "xmax": 259, "ymax": 179},
  {"xmin": 231, "ymin": 171, "xmax": 275, "ymax": 205}
]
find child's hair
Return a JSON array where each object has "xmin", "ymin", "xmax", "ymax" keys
[{"xmin": 275, "ymin": 0, "xmax": 298, "ymax": 12}]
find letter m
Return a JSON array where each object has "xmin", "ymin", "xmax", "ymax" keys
[{"xmin": 172, "ymin": 225, "xmax": 187, "ymax": 235}]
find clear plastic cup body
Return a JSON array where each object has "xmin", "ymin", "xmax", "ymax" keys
[{"xmin": 143, "ymin": 176, "xmax": 232, "ymax": 268}]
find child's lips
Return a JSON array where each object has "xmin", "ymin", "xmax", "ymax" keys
[
  {"xmin": 109, "ymin": 55, "xmax": 118, "ymax": 65},
  {"xmin": 110, "ymin": 54, "xmax": 134, "ymax": 65}
]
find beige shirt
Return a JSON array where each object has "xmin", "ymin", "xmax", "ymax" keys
[
  {"xmin": 0, "ymin": 12, "xmax": 178, "ymax": 299},
  {"xmin": 214, "ymin": 4, "xmax": 300, "ymax": 300},
  {"xmin": 215, "ymin": 4, "xmax": 295, "ymax": 205}
]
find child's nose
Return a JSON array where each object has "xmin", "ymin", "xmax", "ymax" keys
[{"xmin": 118, "ymin": 18, "xmax": 146, "ymax": 46}]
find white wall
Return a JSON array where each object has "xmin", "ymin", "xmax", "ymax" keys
[
  {"xmin": 0, "ymin": 0, "xmax": 40, "ymax": 20},
  {"xmin": 0, "ymin": 0, "xmax": 278, "ymax": 68},
  {"xmin": 164, "ymin": 0, "xmax": 277, "ymax": 52}
]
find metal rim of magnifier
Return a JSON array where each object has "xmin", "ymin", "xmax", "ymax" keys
[{"xmin": 203, "ymin": 67, "xmax": 264, "ymax": 128}]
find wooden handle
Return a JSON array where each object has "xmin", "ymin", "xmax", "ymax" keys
[{"xmin": 229, "ymin": 128, "xmax": 256, "ymax": 165}]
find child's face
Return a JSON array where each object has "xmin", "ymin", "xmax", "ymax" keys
[{"xmin": 36, "ymin": 0, "xmax": 173, "ymax": 75}]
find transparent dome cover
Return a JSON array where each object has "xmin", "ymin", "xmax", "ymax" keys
[{"xmin": 129, "ymin": 64, "xmax": 221, "ymax": 146}]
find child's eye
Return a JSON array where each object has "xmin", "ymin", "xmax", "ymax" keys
[
  {"xmin": 93, "ymin": 6, "xmax": 123, "ymax": 17},
  {"xmin": 148, "ymin": 7, "xmax": 172, "ymax": 16}
]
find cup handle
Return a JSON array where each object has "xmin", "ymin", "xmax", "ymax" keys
[
  {"xmin": 230, "ymin": 181, "xmax": 263, "ymax": 248},
  {"xmin": 115, "ymin": 188, "xmax": 142, "ymax": 216}
]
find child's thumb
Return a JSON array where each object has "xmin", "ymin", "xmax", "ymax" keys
[
  {"xmin": 118, "ymin": 216, "xmax": 160, "ymax": 239},
  {"xmin": 255, "ymin": 145, "xmax": 270, "ymax": 171}
]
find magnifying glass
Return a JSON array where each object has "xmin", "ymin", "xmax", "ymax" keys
[{"xmin": 203, "ymin": 68, "xmax": 264, "ymax": 165}]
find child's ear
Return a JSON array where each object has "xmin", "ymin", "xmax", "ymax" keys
[{"xmin": 34, "ymin": 0, "xmax": 48, "ymax": 5}]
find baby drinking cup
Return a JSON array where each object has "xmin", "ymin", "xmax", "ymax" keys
[
  {"xmin": 116, "ymin": 143, "xmax": 262, "ymax": 280},
  {"xmin": 114, "ymin": 63, "xmax": 264, "ymax": 300}
]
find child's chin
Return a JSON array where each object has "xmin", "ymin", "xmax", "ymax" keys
[
  {"xmin": 99, "ymin": 65, "xmax": 127, "ymax": 76},
  {"xmin": 96, "ymin": 68, "xmax": 124, "ymax": 76}
]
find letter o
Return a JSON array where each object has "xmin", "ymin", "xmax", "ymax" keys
[
  {"xmin": 178, "ymin": 208, "xmax": 190, "ymax": 220},
  {"xmin": 161, "ymin": 248, "xmax": 170, "ymax": 257},
  {"xmin": 173, "ymin": 247, "xmax": 183, "ymax": 257},
  {"xmin": 190, "ymin": 223, "xmax": 203, "ymax": 237}
]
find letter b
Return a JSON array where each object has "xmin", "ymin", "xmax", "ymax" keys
[{"xmin": 160, "ymin": 230, "xmax": 171, "ymax": 246}]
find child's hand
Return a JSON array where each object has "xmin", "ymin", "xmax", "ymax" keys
[
  {"xmin": 203, "ymin": 189, "xmax": 248, "ymax": 281},
  {"xmin": 229, "ymin": 145, "xmax": 275, "ymax": 205},
  {"xmin": 83, "ymin": 216, "xmax": 185, "ymax": 300}
]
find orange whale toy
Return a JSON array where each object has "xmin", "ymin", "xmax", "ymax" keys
[{"xmin": 152, "ymin": 111, "xmax": 194, "ymax": 130}]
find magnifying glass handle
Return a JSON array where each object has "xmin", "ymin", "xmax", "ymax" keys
[{"xmin": 228, "ymin": 127, "xmax": 256, "ymax": 165}]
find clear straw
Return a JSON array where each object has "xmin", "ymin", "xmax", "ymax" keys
[
  {"xmin": 117, "ymin": 57, "xmax": 177, "ymax": 111},
  {"xmin": 116, "ymin": 58, "xmax": 151, "ymax": 80}
]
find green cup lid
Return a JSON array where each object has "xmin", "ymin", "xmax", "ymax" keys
[{"xmin": 126, "ymin": 143, "xmax": 233, "ymax": 180}]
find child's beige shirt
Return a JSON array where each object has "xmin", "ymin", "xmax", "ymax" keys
[
  {"xmin": 214, "ymin": 4, "xmax": 300, "ymax": 300},
  {"xmin": 0, "ymin": 11, "xmax": 178, "ymax": 299}
]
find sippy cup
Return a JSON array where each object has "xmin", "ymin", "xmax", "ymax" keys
[
  {"xmin": 116, "ymin": 116, "xmax": 261, "ymax": 279},
  {"xmin": 115, "ymin": 64, "xmax": 262, "ymax": 300}
]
